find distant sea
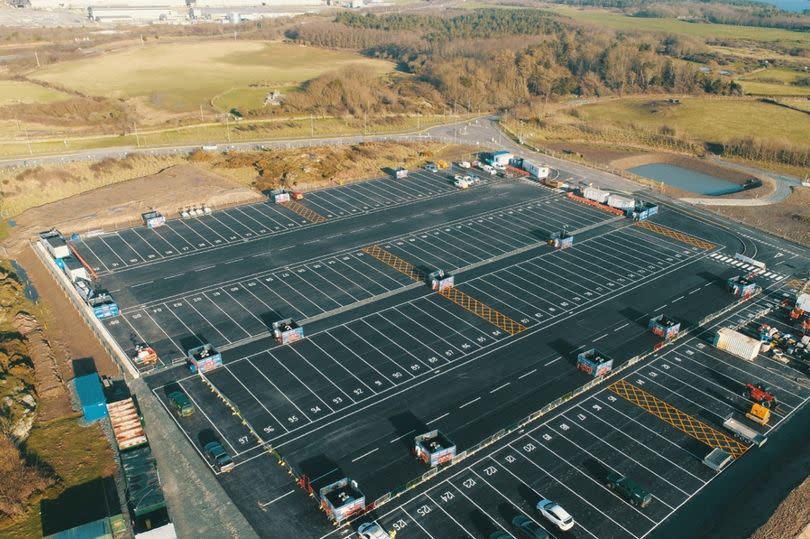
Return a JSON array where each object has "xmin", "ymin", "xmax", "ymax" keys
[{"xmin": 756, "ymin": 0, "xmax": 809, "ymax": 12}]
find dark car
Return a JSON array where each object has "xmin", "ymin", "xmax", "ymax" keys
[
  {"xmin": 606, "ymin": 472, "xmax": 652, "ymax": 508},
  {"xmin": 168, "ymin": 391, "xmax": 194, "ymax": 417},
  {"xmin": 511, "ymin": 515, "xmax": 549, "ymax": 539},
  {"xmin": 204, "ymin": 441, "xmax": 235, "ymax": 473},
  {"xmin": 489, "ymin": 532, "xmax": 511, "ymax": 539}
]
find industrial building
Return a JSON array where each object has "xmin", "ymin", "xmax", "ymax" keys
[
  {"xmin": 89, "ymin": 6, "xmax": 180, "ymax": 23},
  {"xmin": 28, "ymin": 0, "xmax": 323, "ymax": 8}
]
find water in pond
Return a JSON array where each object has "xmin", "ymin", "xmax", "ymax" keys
[{"xmin": 629, "ymin": 163, "xmax": 743, "ymax": 196}]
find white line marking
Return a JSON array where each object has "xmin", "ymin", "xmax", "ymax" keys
[
  {"xmin": 490, "ymin": 383, "xmax": 510, "ymax": 394},
  {"xmin": 614, "ymin": 323, "xmax": 630, "ymax": 331},
  {"xmin": 427, "ymin": 412, "xmax": 449, "ymax": 424},
  {"xmin": 518, "ymin": 368, "xmax": 537, "ymax": 379},
  {"xmin": 593, "ymin": 333, "xmax": 608, "ymax": 342},
  {"xmin": 259, "ymin": 489, "xmax": 295, "ymax": 508},
  {"xmin": 389, "ymin": 430, "xmax": 416, "ymax": 444},
  {"xmin": 163, "ymin": 273, "xmax": 183, "ymax": 279},
  {"xmin": 672, "ymin": 295, "xmax": 685, "ymax": 302},
  {"xmin": 195, "ymin": 265, "xmax": 215, "ymax": 272},
  {"xmin": 460, "ymin": 397, "xmax": 482, "ymax": 409},
  {"xmin": 545, "ymin": 357, "xmax": 561, "ymax": 366},
  {"xmin": 654, "ymin": 304, "xmax": 667, "ymax": 311},
  {"xmin": 351, "ymin": 447, "xmax": 379, "ymax": 463}
]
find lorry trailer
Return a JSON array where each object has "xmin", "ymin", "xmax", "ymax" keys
[
  {"xmin": 727, "ymin": 275, "xmax": 759, "ymax": 299},
  {"xmin": 395, "ymin": 167, "xmax": 408, "ymax": 179},
  {"xmin": 722, "ymin": 414, "xmax": 767, "ymax": 447},
  {"xmin": 649, "ymin": 314, "xmax": 681, "ymax": 340},
  {"xmin": 141, "ymin": 210, "xmax": 166, "ymax": 229},
  {"xmin": 428, "ymin": 270, "xmax": 454, "ymax": 291},
  {"xmin": 270, "ymin": 189, "xmax": 290, "ymax": 203},
  {"xmin": 39, "ymin": 229, "xmax": 71, "ymax": 259}
]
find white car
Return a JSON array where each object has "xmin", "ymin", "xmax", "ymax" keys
[
  {"xmin": 537, "ymin": 499, "xmax": 574, "ymax": 531},
  {"xmin": 458, "ymin": 160, "xmax": 471, "ymax": 168},
  {"xmin": 357, "ymin": 521, "xmax": 391, "ymax": 539}
]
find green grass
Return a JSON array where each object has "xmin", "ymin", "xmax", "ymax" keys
[
  {"xmin": 30, "ymin": 41, "xmax": 394, "ymax": 113},
  {"xmin": 548, "ymin": 6, "xmax": 810, "ymax": 47},
  {"xmin": 0, "ymin": 415, "xmax": 116, "ymax": 539},
  {"xmin": 0, "ymin": 113, "xmax": 477, "ymax": 160},
  {"xmin": 738, "ymin": 80, "xmax": 810, "ymax": 96},
  {"xmin": 741, "ymin": 68, "xmax": 806, "ymax": 83},
  {"xmin": 575, "ymin": 97, "xmax": 810, "ymax": 145},
  {"xmin": 212, "ymin": 85, "xmax": 297, "ymax": 113},
  {"xmin": 0, "ymin": 80, "xmax": 70, "ymax": 106}
]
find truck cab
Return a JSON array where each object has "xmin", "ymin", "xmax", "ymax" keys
[{"xmin": 606, "ymin": 473, "xmax": 652, "ymax": 508}]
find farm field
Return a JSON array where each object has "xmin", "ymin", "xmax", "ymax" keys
[
  {"xmin": 548, "ymin": 5, "xmax": 810, "ymax": 47},
  {"xmin": 738, "ymin": 80, "xmax": 810, "ymax": 96},
  {"xmin": 0, "ymin": 80, "xmax": 71, "ymax": 106},
  {"xmin": 574, "ymin": 97, "xmax": 810, "ymax": 146},
  {"xmin": 29, "ymin": 41, "xmax": 394, "ymax": 113}
]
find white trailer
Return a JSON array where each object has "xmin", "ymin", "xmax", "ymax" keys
[
  {"xmin": 582, "ymin": 187, "xmax": 610, "ymax": 204},
  {"xmin": 607, "ymin": 194, "xmax": 635, "ymax": 210},
  {"xmin": 522, "ymin": 160, "xmax": 550, "ymax": 179},
  {"xmin": 723, "ymin": 414, "xmax": 767, "ymax": 447}
]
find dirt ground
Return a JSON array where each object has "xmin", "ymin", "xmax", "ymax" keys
[
  {"xmin": 750, "ymin": 474, "xmax": 810, "ymax": 539},
  {"xmin": 15, "ymin": 246, "xmax": 120, "ymax": 382},
  {"xmin": 3, "ymin": 163, "xmax": 263, "ymax": 255},
  {"xmin": 711, "ymin": 188, "xmax": 810, "ymax": 247}
]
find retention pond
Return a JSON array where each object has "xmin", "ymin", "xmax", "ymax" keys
[{"xmin": 629, "ymin": 163, "xmax": 743, "ymax": 196}]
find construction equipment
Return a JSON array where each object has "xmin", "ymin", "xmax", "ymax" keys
[
  {"xmin": 649, "ymin": 314, "xmax": 680, "ymax": 340},
  {"xmin": 723, "ymin": 414, "xmax": 767, "ymax": 447},
  {"xmin": 436, "ymin": 160, "xmax": 449, "ymax": 170},
  {"xmin": 576, "ymin": 348, "xmax": 613, "ymax": 377},
  {"xmin": 273, "ymin": 318, "xmax": 304, "ymax": 344},
  {"xmin": 743, "ymin": 383, "xmax": 778, "ymax": 409},
  {"xmin": 291, "ymin": 191, "xmax": 305, "ymax": 200},
  {"xmin": 414, "ymin": 430, "xmax": 456, "ymax": 467},
  {"xmin": 746, "ymin": 403, "xmax": 770, "ymax": 425},
  {"xmin": 132, "ymin": 344, "xmax": 159, "ymax": 368},
  {"xmin": 186, "ymin": 343, "xmax": 223, "ymax": 374},
  {"xmin": 428, "ymin": 270, "xmax": 454, "ymax": 291}
]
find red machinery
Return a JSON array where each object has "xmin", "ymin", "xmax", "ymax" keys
[{"xmin": 743, "ymin": 383, "xmax": 778, "ymax": 409}]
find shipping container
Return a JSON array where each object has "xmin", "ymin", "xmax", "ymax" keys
[
  {"xmin": 522, "ymin": 160, "xmax": 550, "ymax": 179},
  {"xmin": 489, "ymin": 150, "xmax": 513, "ymax": 166},
  {"xmin": 39, "ymin": 229, "xmax": 71, "ymax": 259},
  {"xmin": 714, "ymin": 328, "xmax": 760, "ymax": 361},
  {"xmin": 414, "ymin": 430, "xmax": 456, "ymax": 467},
  {"xmin": 582, "ymin": 187, "xmax": 610, "ymax": 204},
  {"xmin": 107, "ymin": 398, "xmax": 148, "ymax": 451},
  {"xmin": 319, "ymin": 478, "xmax": 365, "ymax": 524},
  {"xmin": 63, "ymin": 256, "xmax": 90, "ymax": 283},
  {"xmin": 74, "ymin": 374, "xmax": 108, "ymax": 422},
  {"xmin": 797, "ymin": 293, "xmax": 810, "ymax": 312},
  {"xmin": 607, "ymin": 194, "xmax": 635, "ymax": 210},
  {"xmin": 576, "ymin": 348, "xmax": 613, "ymax": 377},
  {"xmin": 273, "ymin": 318, "xmax": 304, "ymax": 344},
  {"xmin": 186, "ymin": 344, "xmax": 223, "ymax": 373},
  {"xmin": 395, "ymin": 167, "xmax": 408, "ymax": 179},
  {"xmin": 141, "ymin": 210, "xmax": 166, "ymax": 229},
  {"xmin": 648, "ymin": 314, "xmax": 680, "ymax": 340},
  {"xmin": 428, "ymin": 270, "xmax": 454, "ymax": 291},
  {"xmin": 628, "ymin": 201, "xmax": 659, "ymax": 221},
  {"xmin": 270, "ymin": 189, "xmax": 290, "ymax": 203},
  {"xmin": 727, "ymin": 275, "xmax": 759, "ymax": 298}
]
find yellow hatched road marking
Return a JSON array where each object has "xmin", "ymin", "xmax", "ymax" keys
[
  {"xmin": 634, "ymin": 221, "xmax": 716, "ymax": 250},
  {"xmin": 608, "ymin": 379, "xmax": 748, "ymax": 458},
  {"xmin": 281, "ymin": 201, "xmax": 327, "ymax": 224},
  {"xmin": 361, "ymin": 245, "xmax": 425, "ymax": 282},
  {"xmin": 438, "ymin": 287, "xmax": 527, "ymax": 336}
]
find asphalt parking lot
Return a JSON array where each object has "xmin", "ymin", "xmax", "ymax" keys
[{"xmin": 63, "ymin": 165, "xmax": 810, "ymax": 539}]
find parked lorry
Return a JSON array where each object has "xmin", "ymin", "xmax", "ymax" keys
[
  {"xmin": 582, "ymin": 187, "xmax": 610, "ymax": 204},
  {"xmin": 727, "ymin": 274, "xmax": 759, "ymax": 299},
  {"xmin": 186, "ymin": 344, "xmax": 223, "ymax": 374},
  {"xmin": 723, "ymin": 414, "xmax": 767, "ymax": 446},
  {"xmin": 395, "ymin": 167, "xmax": 408, "ymax": 179},
  {"xmin": 428, "ymin": 270, "xmax": 454, "ymax": 291},
  {"xmin": 714, "ymin": 328, "xmax": 760, "ymax": 361}
]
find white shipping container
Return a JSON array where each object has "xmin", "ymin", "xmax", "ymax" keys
[
  {"xmin": 522, "ymin": 160, "xmax": 550, "ymax": 179},
  {"xmin": 583, "ymin": 187, "xmax": 609, "ymax": 204},
  {"xmin": 796, "ymin": 293, "xmax": 810, "ymax": 312},
  {"xmin": 607, "ymin": 194, "xmax": 635, "ymax": 210},
  {"xmin": 714, "ymin": 328, "xmax": 760, "ymax": 361}
]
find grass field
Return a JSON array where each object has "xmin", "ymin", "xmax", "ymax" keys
[
  {"xmin": 575, "ymin": 97, "xmax": 810, "ymax": 144},
  {"xmin": 30, "ymin": 41, "xmax": 394, "ymax": 113},
  {"xmin": 0, "ymin": 80, "xmax": 71, "ymax": 106},
  {"xmin": 548, "ymin": 6, "xmax": 810, "ymax": 47},
  {"xmin": 0, "ymin": 415, "xmax": 116, "ymax": 539},
  {"xmin": 738, "ymin": 80, "xmax": 810, "ymax": 96}
]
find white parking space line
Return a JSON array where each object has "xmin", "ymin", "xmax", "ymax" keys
[{"xmin": 427, "ymin": 412, "xmax": 450, "ymax": 425}]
